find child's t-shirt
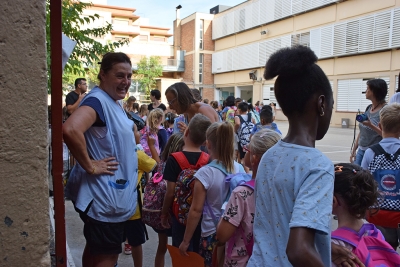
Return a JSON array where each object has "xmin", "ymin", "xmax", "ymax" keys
[
  {"xmin": 247, "ymin": 140, "xmax": 334, "ymax": 267},
  {"xmin": 163, "ymin": 151, "xmax": 205, "ymax": 183},
  {"xmin": 222, "ymin": 185, "xmax": 255, "ymax": 267},
  {"xmin": 195, "ymin": 161, "xmax": 245, "ymax": 237},
  {"xmin": 129, "ymin": 149, "xmax": 156, "ymax": 220},
  {"xmin": 250, "ymin": 122, "xmax": 282, "ymax": 135}
]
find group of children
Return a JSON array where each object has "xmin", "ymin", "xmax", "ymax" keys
[{"xmin": 124, "ymin": 45, "xmax": 400, "ymax": 267}]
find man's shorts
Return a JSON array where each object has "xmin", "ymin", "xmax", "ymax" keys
[
  {"xmin": 125, "ymin": 219, "xmax": 147, "ymax": 247},
  {"xmin": 80, "ymin": 212, "xmax": 126, "ymax": 255}
]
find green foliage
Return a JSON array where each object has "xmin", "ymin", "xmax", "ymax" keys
[
  {"xmin": 46, "ymin": 0, "xmax": 129, "ymax": 93},
  {"xmin": 135, "ymin": 56, "xmax": 163, "ymax": 94}
]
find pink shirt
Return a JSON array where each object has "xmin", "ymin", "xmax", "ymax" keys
[{"xmin": 222, "ymin": 185, "xmax": 255, "ymax": 267}]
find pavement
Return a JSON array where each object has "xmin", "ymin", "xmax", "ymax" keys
[{"xmin": 60, "ymin": 121, "xmax": 357, "ymax": 267}]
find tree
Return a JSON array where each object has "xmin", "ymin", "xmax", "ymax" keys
[
  {"xmin": 135, "ymin": 56, "xmax": 163, "ymax": 95},
  {"xmin": 46, "ymin": 0, "xmax": 129, "ymax": 92}
]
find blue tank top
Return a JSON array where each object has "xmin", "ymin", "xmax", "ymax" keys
[{"xmin": 66, "ymin": 87, "xmax": 138, "ymax": 222}]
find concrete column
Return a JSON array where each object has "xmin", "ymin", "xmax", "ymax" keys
[
  {"xmin": 214, "ymin": 88, "xmax": 220, "ymax": 103},
  {"xmin": 0, "ymin": 0, "xmax": 50, "ymax": 266},
  {"xmin": 235, "ymin": 86, "xmax": 241, "ymax": 98}
]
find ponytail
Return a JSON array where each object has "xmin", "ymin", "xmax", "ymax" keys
[{"xmin": 206, "ymin": 122, "xmax": 235, "ymax": 173}]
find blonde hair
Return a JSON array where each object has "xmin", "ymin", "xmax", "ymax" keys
[
  {"xmin": 206, "ymin": 122, "xmax": 235, "ymax": 173},
  {"xmin": 380, "ymin": 103, "xmax": 400, "ymax": 134},
  {"xmin": 249, "ymin": 129, "xmax": 281, "ymax": 157},
  {"xmin": 147, "ymin": 108, "xmax": 164, "ymax": 134}
]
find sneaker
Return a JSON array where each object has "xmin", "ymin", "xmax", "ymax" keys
[{"xmin": 124, "ymin": 243, "xmax": 132, "ymax": 255}]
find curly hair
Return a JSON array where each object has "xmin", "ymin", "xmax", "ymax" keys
[{"xmin": 334, "ymin": 163, "xmax": 380, "ymax": 219}]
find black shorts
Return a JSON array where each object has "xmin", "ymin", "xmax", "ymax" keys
[
  {"xmin": 80, "ymin": 212, "xmax": 126, "ymax": 255},
  {"xmin": 125, "ymin": 219, "xmax": 147, "ymax": 247}
]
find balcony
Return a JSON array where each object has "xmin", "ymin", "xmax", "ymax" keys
[{"xmin": 111, "ymin": 24, "xmax": 140, "ymax": 36}]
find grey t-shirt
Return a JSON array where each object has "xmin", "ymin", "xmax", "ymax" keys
[{"xmin": 358, "ymin": 105, "xmax": 382, "ymax": 149}]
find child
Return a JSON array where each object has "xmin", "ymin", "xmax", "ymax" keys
[
  {"xmin": 124, "ymin": 127, "xmax": 159, "ymax": 266},
  {"xmin": 247, "ymin": 46, "xmax": 335, "ymax": 266},
  {"xmin": 140, "ymin": 108, "xmax": 166, "ymax": 156},
  {"xmin": 361, "ymin": 103, "xmax": 400, "ymax": 250},
  {"xmin": 153, "ymin": 133, "xmax": 184, "ymax": 267},
  {"xmin": 234, "ymin": 102, "xmax": 255, "ymax": 171},
  {"xmin": 160, "ymin": 114, "xmax": 212, "ymax": 252},
  {"xmin": 164, "ymin": 112, "xmax": 177, "ymax": 139},
  {"xmin": 331, "ymin": 163, "xmax": 400, "ymax": 266},
  {"xmin": 179, "ymin": 121, "xmax": 245, "ymax": 267},
  {"xmin": 216, "ymin": 129, "xmax": 282, "ymax": 267},
  {"xmin": 139, "ymin": 104, "xmax": 148, "ymax": 122},
  {"xmin": 250, "ymin": 105, "xmax": 282, "ymax": 138}
]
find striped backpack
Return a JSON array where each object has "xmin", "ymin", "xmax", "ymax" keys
[{"xmin": 332, "ymin": 223, "xmax": 400, "ymax": 266}]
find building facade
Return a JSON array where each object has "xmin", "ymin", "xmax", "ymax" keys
[
  {"xmin": 211, "ymin": 0, "xmax": 400, "ymax": 126},
  {"xmin": 82, "ymin": 1, "xmax": 182, "ymax": 103},
  {"xmin": 173, "ymin": 11, "xmax": 216, "ymax": 101}
]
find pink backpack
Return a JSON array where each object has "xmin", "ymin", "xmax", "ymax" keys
[
  {"xmin": 332, "ymin": 223, "xmax": 400, "ymax": 267},
  {"xmin": 142, "ymin": 161, "xmax": 168, "ymax": 230},
  {"xmin": 140, "ymin": 127, "xmax": 160, "ymax": 157}
]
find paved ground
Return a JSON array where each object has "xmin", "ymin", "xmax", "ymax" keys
[{"xmin": 64, "ymin": 121, "xmax": 357, "ymax": 267}]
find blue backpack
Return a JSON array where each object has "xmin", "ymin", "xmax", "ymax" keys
[{"xmin": 368, "ymin": 144, "xmax": 400, "ymax": 211}]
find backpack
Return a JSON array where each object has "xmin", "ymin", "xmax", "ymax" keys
[
  {"xmin": 142, "ymin": 161, "xmax": 168, "ymax": 230},
  {"xmin": 332, "ymin": 223, "xmax": 400, "ymax": 266},
  {"xmin": 368, "ymin": 144, "xmax": 400, "ymax": 211},
  {"xmin": 171, "ymin": 152, "xmax": 210, "ymax": 225},
  {"xmin": 127, "ymin": 111, "xmax": 146, "ymax": 131},
  {"xmin": 140, "ymin": 127, "xmax": 160, "ymax": 157},
  {"xmin": 236, "ymin": 114, "xmax": 254, "ymax": 148},
  {"xmin": 203, "ymin": 161, "xmax": 248, "ymax": 225},
  {"xmin": 226, "ymin": 106, "xmax": 236, "ymax": 125},
  {"xmin": 226, "ymin": 179, "xmax": 255, "ymax": 259}
]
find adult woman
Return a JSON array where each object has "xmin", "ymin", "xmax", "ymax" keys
[
  {"xmin": 165, "ymin": 82, "xmax": 219, "ymax": 133},
  {"xmin": 350, "ymin": 79, "xmax": 387, "ymax": 165},
  {"xmin": 148, "ymin": 89, "xmax": 167, "ymax": 112},
  {"xmin": 63, "ymin": 52, "xmax": 138, "ymax": 267}
]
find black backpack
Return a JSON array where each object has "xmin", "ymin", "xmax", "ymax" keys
[{"xmin": 127, "ymin": 111, "xmax": 145, "ymax": 131}]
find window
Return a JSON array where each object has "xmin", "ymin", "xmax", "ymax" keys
[
  {"xmin": 199, "ymin": 53, "xmax": 204, "ymax": 84},
  {"xmin": 337, "ymin": 77, "xmax": 389, "ymax": 112},
  {"xmin": 199, "ymin": 19, "xmax": 204, "ymax": 50},
  {"xmin": 113, "ymin": 18, "xmax": 129, "ymax": 25},
  {"xmin": 139, "ymin": 35, "xmax": 148, "ymax": 42},
  {"xmin": 291, "ymin": 32, "xmax": 310, "ymax": 47}
]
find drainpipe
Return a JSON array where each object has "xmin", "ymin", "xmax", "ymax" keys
[{"xmin": 50, "ymin": 0, "xmax": 67, "ymax": 265}]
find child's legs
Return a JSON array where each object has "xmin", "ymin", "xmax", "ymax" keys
[
  {"xmin": 198, "ymin": 233, "xmax": 218, "ymax": 267},
  {"xmin": 377, "ymin": 226, "xmax": 400, "ymax": 250},
  {"xmin": 155, "ymin": 231, "xmax": 169, "ymax": 267},
  {"xmin": 171, "ymin": 215, "xmax": 200, "ymax": 252},
  {"xmin": 125, "ymin": 220, "xmax": 147, "ymax": 267}
]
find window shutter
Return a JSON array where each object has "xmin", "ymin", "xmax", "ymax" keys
[
  {"xmin": 359, "ymin": 16, "xmax": 374, "ymax": 53},
  {"xmin": 262, "ymin": 85, "xmax": 272, "ymax": 104},
  {"xmin": 392, "ymin": 9, "xmax": 400, "ymax": 47},
  {"xmin": 310, "ymin": 29, "xmax": 321, "ymax": 58},
  {"xmin": 374, "ymin": 11, "xmax": 391, "ymax": 51}
]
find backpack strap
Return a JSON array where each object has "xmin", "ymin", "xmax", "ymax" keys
[
  {"xmin": 235, "ymin": 115, "xmax": 245, "ymax": 124},
  {"xmin": 365, "ymin": 104, "xmax": 372, "ymax": 113},
  {"xmin": 171, "ymin": 152, "xmax": 192, "ymax": 170},
  {"xmin": 207, "ymin": 160, "xmax": 230, "ymax": 176},
  {"xmin": 247, "ymin": 113, "xmax": 252, "ymax": 122},
  {"xmin": 370, "ymin": 143, "xmax": 400, "ymax": 161},
  {"xmin": 331, "ymin": 224, "xmax": 382, "ymax": 247},
  {"xmin": 243, "ymin": 179, "xmax": 255, "ymax": 190},
  {"xmin": 194, "ymin": 152, "xmax": 209, "ymax": 169}
]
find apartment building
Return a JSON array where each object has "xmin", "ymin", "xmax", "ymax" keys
[
  {"xmin": 211, "ymin": 0, "xmax": 400, "ymax": 126},
  {"xmin": 81, "ymin": 0, "xmax": 183, "ymax": 102},
  {"xmin": 173, "ymin": 9, "xmax": 216, "ymax": 101}
]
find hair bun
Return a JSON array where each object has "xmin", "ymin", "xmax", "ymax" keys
[{"xmin": 264, "ymin": 45, "xmax": 318, "ymax": 80}]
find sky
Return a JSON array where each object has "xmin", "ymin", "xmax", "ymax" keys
[{"xmin": 107, "ymin": 0, "xmax": 244, "ymax": 31}]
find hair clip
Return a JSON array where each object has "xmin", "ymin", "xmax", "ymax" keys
[
  {"xmin": 352, "ymin": 169, "xmax": 357, "ymax": 174},
  {"xmin": 334, "ymin": 165, "xmax": 343, "ymax": 173},
  {"xmin": 98, "ymin": 62, "xmax": 102, "ymax": 64}
]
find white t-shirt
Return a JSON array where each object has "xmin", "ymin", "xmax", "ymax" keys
[{"xmin": 195, "ymin": 161, "xmax": 245, "ymax": 237}]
